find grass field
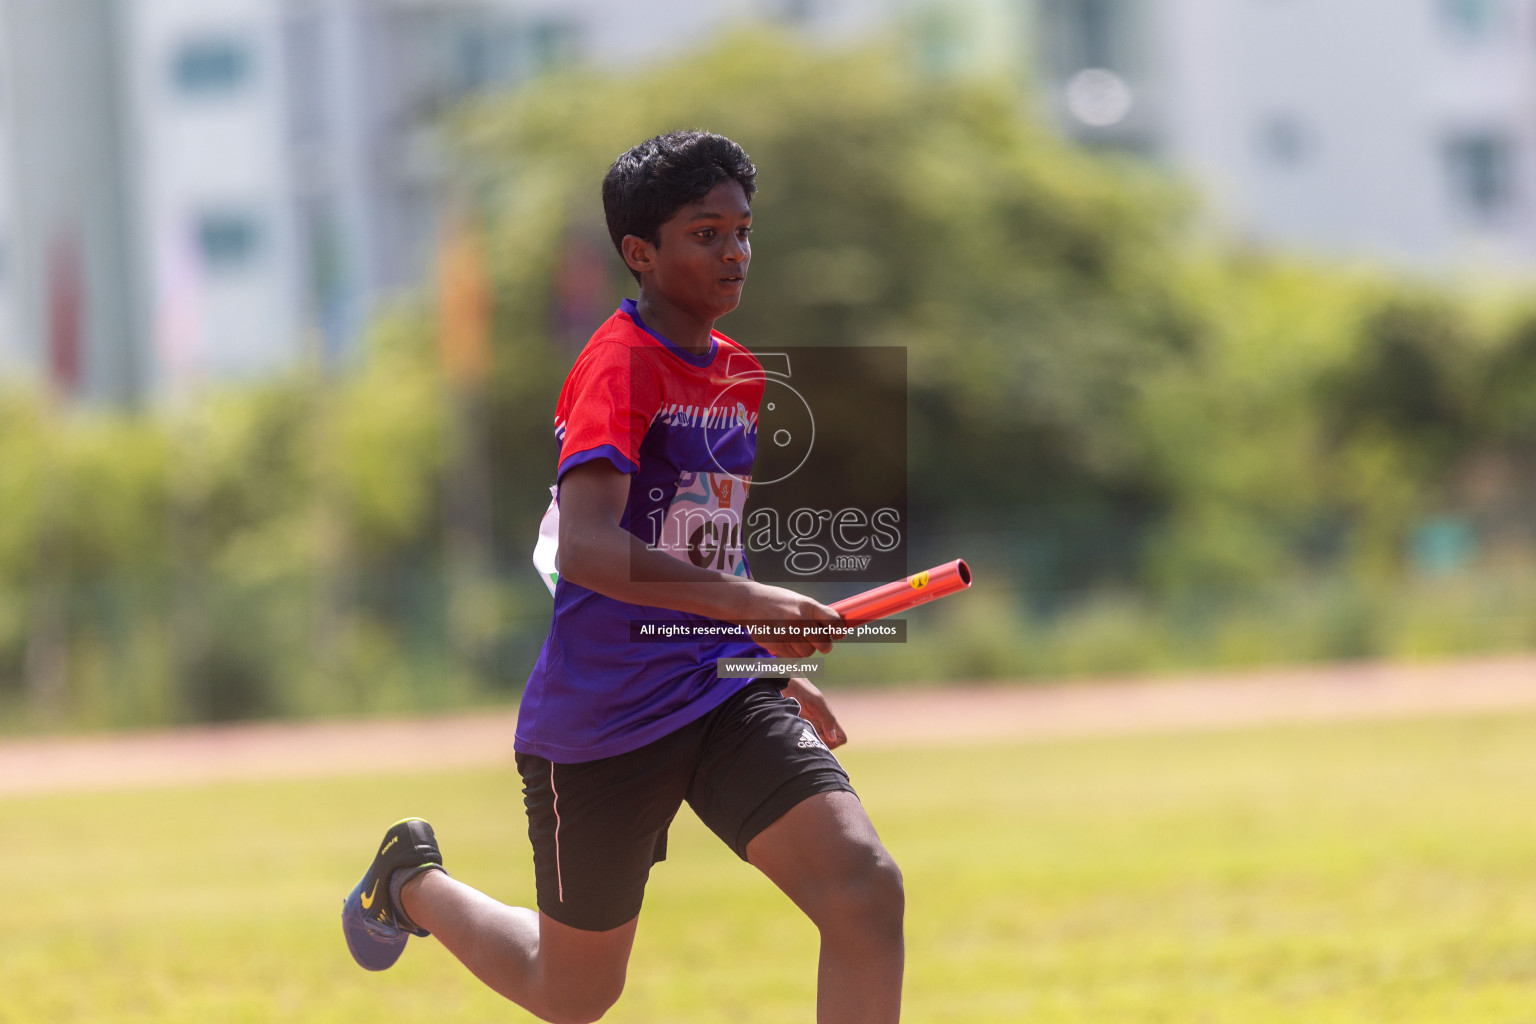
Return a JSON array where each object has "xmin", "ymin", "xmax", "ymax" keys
[{"xmin": 8, "ymin": 709, "xmax": 1536, "ymax": 1023}]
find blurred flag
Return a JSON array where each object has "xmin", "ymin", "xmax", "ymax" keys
[
  {"xmin": 555, "ymin": 230, "xmax": 611, "ymax": 347},
  {"xmin": 437, "ymin": 208, "xmax": 491, "ymax": 387},
  {"xmin": 155, "ymin": 220, "xmax": 204, "ymax": 397},
  {"xmin": 47, "ymin": 232, "xmax": 82, "ymax": 398}
]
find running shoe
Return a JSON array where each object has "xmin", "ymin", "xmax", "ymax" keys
[{"xmin": 341, "ymin": 817, "xmax": 444, "ymax": 971}]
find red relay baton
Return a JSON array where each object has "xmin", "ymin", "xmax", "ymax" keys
[{"xmin": 830, "ymin": 559, "xmax": 972, "ymax": 626}]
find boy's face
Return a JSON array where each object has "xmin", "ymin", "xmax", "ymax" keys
[{"xmin": 625, "ymin": 179, "xmax": 752, "ymax": 320}]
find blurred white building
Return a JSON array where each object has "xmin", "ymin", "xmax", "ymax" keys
[
  {"xmin": 0, "ymin": 0, "xmax": 140, "ymax": 403},
  {"xmin": 4, "ymin": 0, "xmax": 1531, "ymax": 403},
  {"xmin": 1030, "ymin": 0, "xmax": 1536, "ymax": 268},
  {"xmin": 0, "ymin": 0, "xmax": 597, "ymax": 402},
  {"xmin": 0, "ymin": 0, "xmax": 894, "ymax": 404}
]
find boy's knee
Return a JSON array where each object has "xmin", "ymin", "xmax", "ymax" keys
[
  {"xmin": 863, "ymin": 853, "xmax": 906, "ymax": 932},
  {"xmin": 821, "ymin": 849, "xmax": 904, "ymax": 941},
  {"xmin": 539, "ymin": 983, "xmax": 623, "ymax": 1024}
]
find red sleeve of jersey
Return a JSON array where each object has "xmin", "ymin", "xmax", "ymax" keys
[{"xmin": 554, "ymin": 341, "xmax": 662, "ymax": 480}]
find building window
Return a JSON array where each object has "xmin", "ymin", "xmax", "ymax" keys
[
  {"xmin": 1042, "ymin": 0, "xmax": 1124, "ymax": 72},
  {"xmin": 172, "ymin": 36, "xmax": 254, "ymax": 95},
  {"xmin": 1258, "ymin": 114, "xmax": 1312, "ymax": 167},
  {"xmin": 1076, "ymin": 0, "xmax": 1118, "ymax": 68},
  {"xmin": 771, "ymin": 0, "xmax": 819, "ymax": 24},
  {"xmin": 528, "ymin": 18, "xmax": 579, "ymax": 74},
  {"xmin": 433, "ymin": 15, "xmax": 579, "ymax": 100},
  {"xmin": 1438, "ymin": 0, "xmax": 1504, "ymax": 41},
  {"xmin": 1444, "ymin": 133, "xmax": 1514, "ymax": 219},
  {"xmin": 441, "ymin": 15, "xmax": 519, "ymax": 96},
  {"xmin": 197, "ymin": 211, "xmax": 262, "ymax": 270}
]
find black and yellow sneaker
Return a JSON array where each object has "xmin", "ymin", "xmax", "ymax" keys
[{"xmin": 341, "ymin": 818, "xmax": 445, "ymax": 971}]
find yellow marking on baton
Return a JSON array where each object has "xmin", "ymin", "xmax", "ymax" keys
[{"xmin": 910, "ymin": 571, "xmax": 930, "ymax": 589}]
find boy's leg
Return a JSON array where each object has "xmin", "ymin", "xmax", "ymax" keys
[
  {"xmin": 745, "ymin": 790, "xmax": 904, "ymax": 1024},
  {"xmin": 685, "ymin": 682, "xmax": 904, "ymax": 1024},
  {"xmin": 344, "ymin": 727, "xmax": 697, "ymax": 1021},
  {"xmin": 399, "ymin": 870, "xmax": 637, "ymax": 1024},
  {"xmin": 395, "ymin": 739, "xmax": 690, "ymax": 1022}
]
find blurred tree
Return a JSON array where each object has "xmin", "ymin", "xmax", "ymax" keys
[
  {"xmin": 8, "ymin": 33, "xmax": 1536, "ymax": 730},
  {"xmin": 1479, "ymin": 311, "xmax": 1536, "ymax": 445},
  {"xmin": 454, "ymin": 33, "xmax": 1196, "ymax": 593}
]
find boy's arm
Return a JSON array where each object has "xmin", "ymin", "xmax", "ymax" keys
[{"xmin": 557, "ymin": 460, "xmax": 841, "ymax": 659}]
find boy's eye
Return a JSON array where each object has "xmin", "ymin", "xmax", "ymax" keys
[{"xmin": 696, "ymin": 228, "xmax": 715, "ymax": 240}]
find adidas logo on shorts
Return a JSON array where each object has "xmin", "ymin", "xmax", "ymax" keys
[{"xmin": 798, "ymin": 728, "xmax": 826, "ymax": 750}]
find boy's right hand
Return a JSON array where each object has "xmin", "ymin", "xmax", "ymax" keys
[{"xmin": 737, "ymin": 583, "xmax": 843, "ymax": 658}]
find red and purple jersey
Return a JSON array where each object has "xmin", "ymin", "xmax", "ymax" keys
[{"xmin": 516, "ymin": 298, "xmax": 770, "ymax": 762}]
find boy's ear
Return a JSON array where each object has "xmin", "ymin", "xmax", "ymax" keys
[{"xmin": 620, "ymin": 234, "xmax": 655, "ymax": 276}]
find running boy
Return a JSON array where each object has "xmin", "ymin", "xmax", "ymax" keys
[{"xmin": 342, "ymin": 131, "xmax": 904, "ymax": 1024}]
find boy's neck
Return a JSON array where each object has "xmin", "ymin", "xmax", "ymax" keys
[{"xmin": 635, "ymin": 292, "xmax": 715, "ymax": 356}]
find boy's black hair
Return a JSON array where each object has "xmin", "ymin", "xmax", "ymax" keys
[{"xmin": 602, "ymin": 130, "xmax": 757, "ymax": 278}]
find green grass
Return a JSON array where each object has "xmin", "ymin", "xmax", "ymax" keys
[{"xmin": 8, "ymin": 710, "xmax": 1536, "ymax": 1023}]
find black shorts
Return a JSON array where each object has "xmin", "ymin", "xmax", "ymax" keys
[{"xmin": 515, "ymin": 679, "xmax": 855, "ymax": 932}]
